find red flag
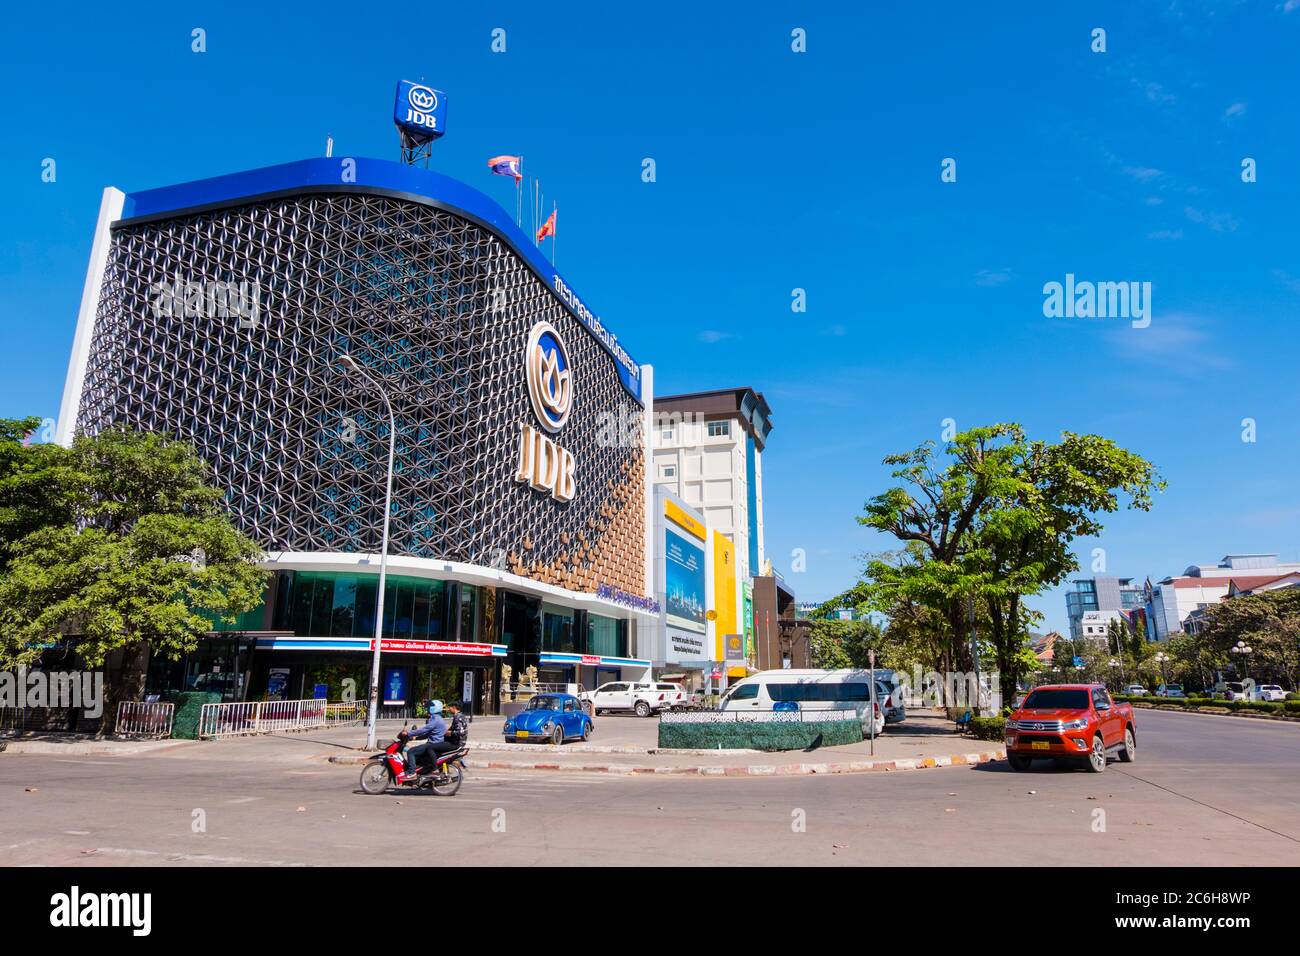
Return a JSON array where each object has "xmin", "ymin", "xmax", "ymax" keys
[{"xmin": 536, "ymin": 209, "xmax": 556, "ymax": 243}]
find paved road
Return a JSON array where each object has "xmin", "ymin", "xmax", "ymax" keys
[{"xmin": 1, "ymin": 708, "xmax": 1297, "ymax": 865}]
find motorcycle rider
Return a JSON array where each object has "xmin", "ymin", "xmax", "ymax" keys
[{"xmin": 405, "ymin": 699, "xmax": 446, "ymax": 774}]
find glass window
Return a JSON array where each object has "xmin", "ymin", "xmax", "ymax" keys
[
  {"xmin": 459, "ymin": 585, "xmax": 477, "ymax": 642},
  {"xmin": 542, "ymin": 604, "xmax": 575, "ymax": 652},
  {"xmin": 728, "ymin": 683, "xmax": 759, "ymax": 700},
  {"xmin": 661, "ymin": 463, "xmax": 677, "ymax": 478},
  {"xmin": 329, "ymin": 577, "xmax": 357, "ymax": 637},
  {"xmin": 707, "ymin": 420, "xmax": 730, "ymax": 438},
  {"xmin": 1022, "ymin": 689, "xmax": 1090, "ymax": 709},
  {"xmin": 588, "ymin": 614, "xmax": 621, "ymax": 657},
  {"xmin": 309, "ymin": 574, "xmax": 334, "ymax": 636}
]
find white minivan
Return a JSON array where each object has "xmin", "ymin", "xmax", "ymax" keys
[{"xmin": 717, "ymin": 669, "xmax": 886, "ymax": 736}]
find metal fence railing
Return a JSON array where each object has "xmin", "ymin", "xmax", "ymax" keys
[
  {"xmin": 198, "ymin": 698, "xmax": 328, "ymax": 738},
  {"xmin": 114, "ymin": 701, "xmax": 175, "ymax": 738},
  {"xmin": 324, "ymin": 701, "xmax": 367, "ymax": 724}
]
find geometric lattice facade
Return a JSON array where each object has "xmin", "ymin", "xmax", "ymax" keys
[{"xmin": 74, "ymin": 190, "xmax": 646, "ymax": 596}]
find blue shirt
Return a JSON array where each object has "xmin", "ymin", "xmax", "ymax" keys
[{"xmin": 409, "ymin": 713, "xmax": 446, "ymax": 743}]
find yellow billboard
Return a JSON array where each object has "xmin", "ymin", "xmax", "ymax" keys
[
  {"xmin": 665, "ymin": 497, "xmax": 706, "ymax": 541},
  {"xmin": 712, "ymin": 530, "xmax": 737, "ymax": 660}
]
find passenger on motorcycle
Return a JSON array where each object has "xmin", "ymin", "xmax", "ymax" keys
[{"xmin": 428, "ymin": 700, "xmax": 468, "ymax": 763}]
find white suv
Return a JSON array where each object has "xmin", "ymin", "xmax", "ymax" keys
[
  {"xmin": 1257, "ymin": 685, "xmax": 1286, "ymax": 702},
  {"xmin": 581, "ymin": 681, "xmax": 667, "ymax": 717}
]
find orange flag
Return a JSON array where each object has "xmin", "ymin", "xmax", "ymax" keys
[{"xmin": 536, "ymin": 209, "xmax": 556, "ymax": 243}]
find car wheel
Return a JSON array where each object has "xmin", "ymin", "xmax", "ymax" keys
[
  {"xmin": 1118, "ymin": 727, "xmax": 1136, "ymax": 763},
  {"xmin": 634, "ymin": 700, "xmax": 651, "ymax": 718},
  {"xmin": 550, "ymin": 725, "xmax": 564, "ymax": 746},
  {"xmin": 1087, "ymin": 734, "xmax": 1107, "ymax": 773},
  {"xmin": 581, "ymin": 720, "xmax": 591, "ymax": 741},
  {"xmin": 1006, "ymin": 752, "xmax": 1032, "ymax": 772}
]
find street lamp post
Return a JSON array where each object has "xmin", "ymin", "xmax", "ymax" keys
[
  {"xmin": 1154, "ymin": 652, "xmax": 1169, "ymax": 694},
  {"xmin": 1231, "ymin": 640, "xmax": 1253, "ymax": 694},
  {"xmin": 1108, "ymin": 658, "xmax": 1121, "ymax": 692},
  {"xmin": 338, "ymin": 354, "xmax": 397, "ymax": 750}
]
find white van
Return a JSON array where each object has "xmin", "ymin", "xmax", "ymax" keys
[{"xmin": 717, "ymin": 669, "xmax": 886, "ymax": 736}]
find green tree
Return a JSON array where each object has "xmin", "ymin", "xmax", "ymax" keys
[
  {"xmin": 857, "ymin": 424, "xmax": 1162, "ymax": 704},
  {"xmin": 1192, "ymin": 589, "xmax": 1300, "ymax": 689},
  {"xmin": 0, "ymin": 425, "xmax": 267, "ymax": 727},
  {"xmin": 806, "ymin": 616, "xmax": 885, "ymax": 670}
]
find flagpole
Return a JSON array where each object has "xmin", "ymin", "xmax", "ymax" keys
[{"xmin": 552, "ymin": 200, "xmax": 557, "ymax": 267}]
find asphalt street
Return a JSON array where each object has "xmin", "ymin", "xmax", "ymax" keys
[{"xmin": 1, "ymin": 708, "xmax": 1297, "ymax": 866}]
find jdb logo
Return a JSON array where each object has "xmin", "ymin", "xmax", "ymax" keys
[{"xmin": 395, "ymin": 80, "xmax": 447, "ymax": 139}]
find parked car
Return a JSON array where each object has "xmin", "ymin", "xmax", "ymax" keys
[
  {"xmin": 1004, "ymin": 684, "xmax": 1136, "ymax": 773},
  {"xmin": 1156, "ymin": 684, "xmax": 1185, "ymax": 698},
  {"xmin": 653, "ymin": 682, "xmax": 688, "ymax": 711},
  {"xmin": 1123, "ymin": 684, "xmax": 1148, "ymax": 697},
  {"xmin": 716, "ymin": 669, "xmax": 886, "ymax": 737},
  {"xmin": 1215, "ymin": 681, "xmax": 1250, "ymax": 701},
  {"xmin": 580, "ymin": 681, "xmax": 666, "ymax": 717},
  {"xmin": 502, "ymin": 693, "xmax": 593, "ymax": 745},
  {"xmin": 1257, "ymin": 684, "xmax": 1286, "ymax": 702},
  {"xmin": 876, "ymin": 680, "xmax": 907, "ymax": 724}
]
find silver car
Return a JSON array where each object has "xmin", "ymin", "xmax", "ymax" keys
[{"xmin": 876, "ymin": 680, "xmax": 906, "ymax": 724}]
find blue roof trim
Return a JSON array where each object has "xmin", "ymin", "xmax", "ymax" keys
[{"xmin": 119, "ymin": 157, "xmax": 643, "ymax": 403}]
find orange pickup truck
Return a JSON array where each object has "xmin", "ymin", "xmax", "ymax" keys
[{"xmin": 1004, "ymin": 683, "xmax": 1136, "ymax": 773}]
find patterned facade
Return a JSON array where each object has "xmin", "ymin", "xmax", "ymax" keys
[{"xmin": 72, "ymin": 190, "xmax": 646, "ymax": 596}]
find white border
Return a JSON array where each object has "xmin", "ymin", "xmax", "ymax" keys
[{"xmin": 57, "ymin": 187, "xmax": 125, "ymax": 447}]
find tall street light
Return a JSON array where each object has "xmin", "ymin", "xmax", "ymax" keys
[
  {"xmin": 1154, "ymin": 652, "xmax": 1169, "ymax": 694},
  {"xmin": 1231, "ymin": 640, "xmax": 1253, "ymax": 691},
  {"xmin": 338, "ymin": 353, "xmax": 397, "ymax": 750}
]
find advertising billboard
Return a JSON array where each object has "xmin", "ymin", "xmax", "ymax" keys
[
  {"xmin": 712, "ymin": 530, "xmax": 737, "ymax": 659},
  {"xmin": 664, "ymin": 528, "xmax": 706, "ymax": 634}
]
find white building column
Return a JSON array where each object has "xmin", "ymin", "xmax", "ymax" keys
[{"xmin": 57, "ymin": 186, "xmax": 125, "ymax": 447}]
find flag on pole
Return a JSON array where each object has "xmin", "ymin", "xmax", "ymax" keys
[
  {"xmin": 536, "ymin": 208, "xmax": 556, "ymax": 243},
  {"xmin": 487, "ymin": 155, "xmax": 523, "ymax": 182}
]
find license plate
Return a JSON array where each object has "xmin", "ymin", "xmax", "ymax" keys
[
  {"xmin": 1031, "ymin": 741, "xmax": 1050, "ymax": 750},
  {"xmin": 515, "ymin": 730, "xmax": 529, "ymax": 738}
]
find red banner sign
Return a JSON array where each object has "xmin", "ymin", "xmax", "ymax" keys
[{"xmin": 377, "ymin": 639, "xmax": 498, "ymax": 657}]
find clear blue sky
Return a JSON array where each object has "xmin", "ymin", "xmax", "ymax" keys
[{"xmin": 3, "ymin": 1, "xmax": 1298, "ymax": 635}]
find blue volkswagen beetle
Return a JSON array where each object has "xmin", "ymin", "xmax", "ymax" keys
[{"xmin": 503, "ymin": 693, "xmax": 593, "ymax": 745}]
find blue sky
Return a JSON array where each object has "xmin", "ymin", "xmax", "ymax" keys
[{"xmin": 2, "ymin": 1, "xmax": 1298, "ymax": 634}]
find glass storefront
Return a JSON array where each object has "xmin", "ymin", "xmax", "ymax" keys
[{"xmin": 273, "ymin": 571, "xmax": 464, "ymax": 640}]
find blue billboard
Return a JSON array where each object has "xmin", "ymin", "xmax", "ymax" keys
[
  {"xmin": 383, "ymin": 667, "xmax": 409, "ymax": 706},
  {"xmin": 664, "ymin": 528, "xmax": 706, "ymax": 634},
  {"xmin": 394, "ymin": 80, "xmax": 447, "ymax": 142}
]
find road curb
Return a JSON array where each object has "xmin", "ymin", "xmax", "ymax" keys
[{"xmin": 327, "ymin": 749, "xmax": 1007, "ymax": 776}]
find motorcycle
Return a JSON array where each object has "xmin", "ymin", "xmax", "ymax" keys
[{"xmin": 359, "ymin": 729, "xmax": 467, "ymax": 796}]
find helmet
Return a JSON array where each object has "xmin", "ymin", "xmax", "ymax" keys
[{"xmin": 427, "ymin": 699, "xmax": 444, "ymax": 715}]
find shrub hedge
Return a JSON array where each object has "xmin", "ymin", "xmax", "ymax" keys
[
  {"xmin": 967, "ymin": 716, "xmax": 1007, "ymax": 741},
  {"xmin": 657, "ymin": 719, "xmax": 862, "ymax": 751},
  {"xmin": 165, "ymin": 691, "xmax": 222, "ymax": 739},
  {"xmin": 1112, "ymin": 695, "xmax": 1300, "ymax": 717}
]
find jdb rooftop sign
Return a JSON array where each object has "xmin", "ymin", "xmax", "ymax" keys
[{"xmin": 394, "ymin": 80, "xmax": 447, "ymax": 141}]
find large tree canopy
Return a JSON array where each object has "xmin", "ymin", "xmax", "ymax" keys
[
  {"xmin": 855, "ymin": 423, "xmax": 1163, "ymax": 703},
  {"xmin": 0, "ymin": 422, "xmax": 267, "ymax": 716}
]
